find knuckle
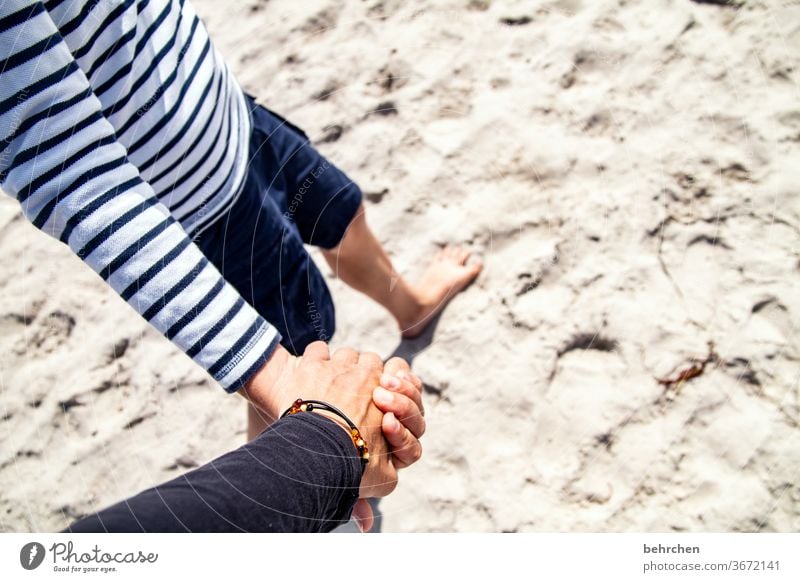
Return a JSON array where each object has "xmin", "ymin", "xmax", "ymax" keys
[
  {"xmin": 305, "ymin": 341, "xmax": 330, "ymax": 358},
  {"xmin": 362, "ymin": 351, "xmax": 382, "ymax": 368},
  {"xmin": 386, "ymin": 356, "xmax": 410, "ymax": 371}
]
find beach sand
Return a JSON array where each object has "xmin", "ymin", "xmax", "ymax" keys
[{"xmin": 1, "ymin": 0, "xmax": 799, "ymax": 532}]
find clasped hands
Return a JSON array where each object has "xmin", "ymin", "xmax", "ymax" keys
[{"xmin": 239, "ymin": 341, "xmax": 425, "ymax": 531}]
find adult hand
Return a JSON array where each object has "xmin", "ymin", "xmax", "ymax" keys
[
  {"xmin": 240, "ymin": 343, "xmax": 425, "ymax": 531},
  {"xmin": 242, "ymin": 345, "xmax": 425, "ymax": 466},
  {"xmin": 240, "ymin": 342, "xmax": 396, "ymax": 496}
]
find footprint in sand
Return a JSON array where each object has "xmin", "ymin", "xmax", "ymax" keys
[{"xmin": 23, "ymin": 311, "xmax": 76, "ymax": 355}]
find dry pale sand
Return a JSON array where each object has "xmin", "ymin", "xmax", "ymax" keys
[{"xmin": 1, "ymin": 0, "xmax": 799, "ymax": 532}]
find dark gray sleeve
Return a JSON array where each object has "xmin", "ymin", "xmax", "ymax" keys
[{"xmin": 64, "ymin": 413, "xmax": 362, "ymax": 532}]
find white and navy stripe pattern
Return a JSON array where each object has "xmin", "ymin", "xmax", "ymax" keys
[{"xmin": 0, "ymin": 0, "xmax": 280, "ymax": 391}]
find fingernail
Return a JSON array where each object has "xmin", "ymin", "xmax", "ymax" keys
[
  {"xmin": 374, "ymin": 386, "xmax": 394, "ymax": 405},
  {"xmin": 381, "ymin": 373, "xmax": 400, "ymax": 389}
]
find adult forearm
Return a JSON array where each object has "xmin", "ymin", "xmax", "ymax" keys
[{"xmin": 65, "ymin": 413, "xmax": 361, "ymax": 533}]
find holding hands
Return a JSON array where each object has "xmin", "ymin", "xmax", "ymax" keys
[{"xmin": 240, "ymin": 342, "xmax": 425, "ymax": 530}]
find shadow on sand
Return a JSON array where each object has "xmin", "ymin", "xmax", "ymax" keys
[{"xmin": 334, "ymin": 311, "xmax": 444, "ymax": 533}]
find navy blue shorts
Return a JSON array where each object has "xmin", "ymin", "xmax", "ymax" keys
[{"xmin": 195, "ymin": 94, "xmax": 362, "ymax": 355}]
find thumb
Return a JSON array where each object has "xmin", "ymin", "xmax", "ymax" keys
[{"xmin": 352, "ymin": 498, "xmax": 374, "ymax": 533}]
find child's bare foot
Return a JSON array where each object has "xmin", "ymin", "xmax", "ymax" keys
[{"xmin": 399, "ymin": 245, "xmax": 482, "ymax": 339}]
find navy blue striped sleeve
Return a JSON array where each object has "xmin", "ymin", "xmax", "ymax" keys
[{"xmin": 0, "ymin": 0, "xmax": 281, "ymax": 392}]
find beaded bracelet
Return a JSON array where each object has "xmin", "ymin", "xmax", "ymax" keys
[{"xmin": 280, "ymin": 398, "xmax": 369, "ymax": 473}]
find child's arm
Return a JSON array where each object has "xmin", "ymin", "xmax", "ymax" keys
[{"xmin": 0, "ymin": 0, "xmax": 279, "ymax": 391}]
